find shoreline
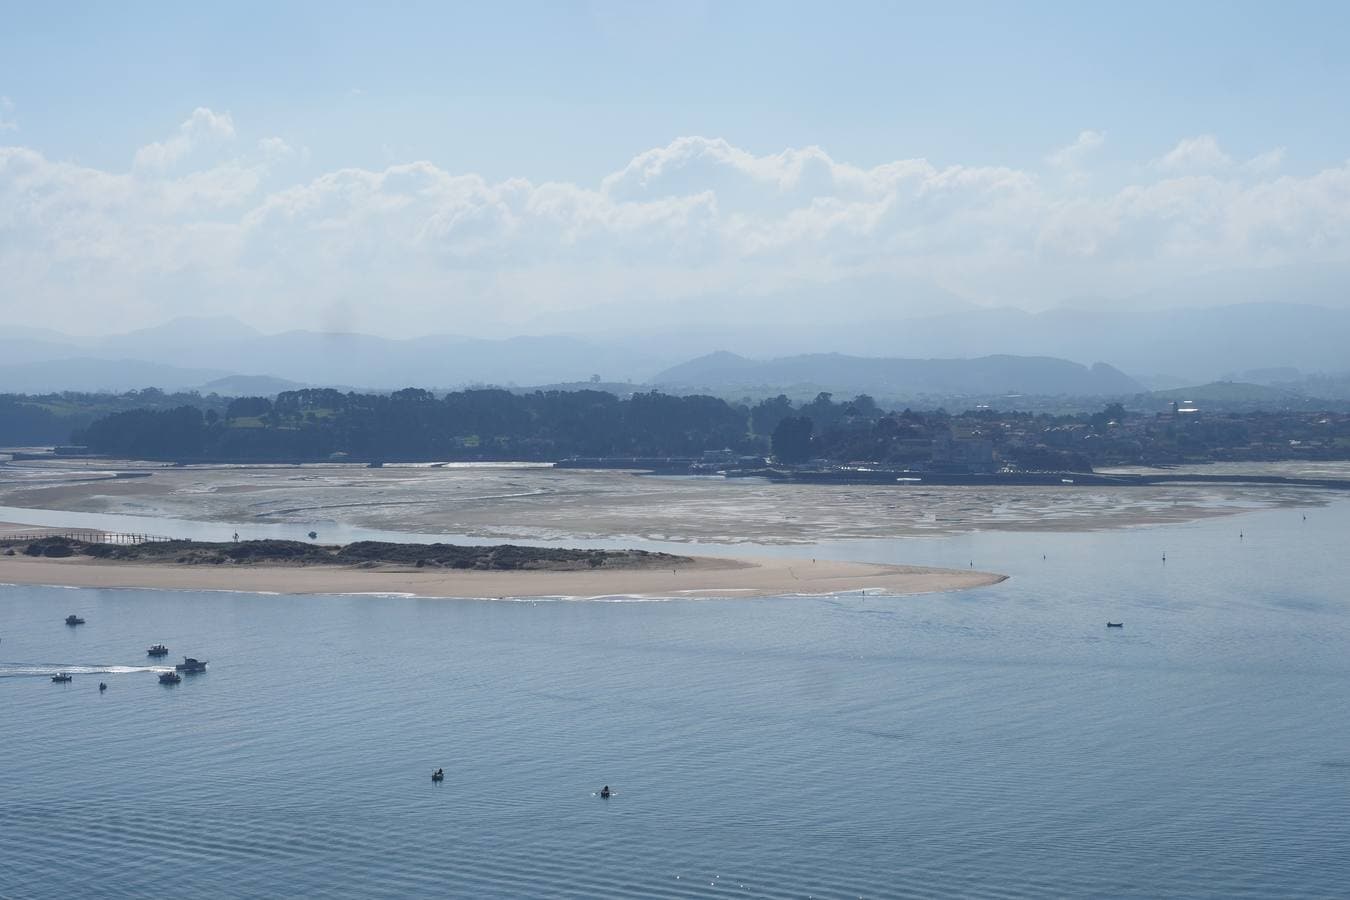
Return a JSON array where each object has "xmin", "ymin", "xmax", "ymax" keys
[{"xmin": 0, "ymin": 553, "xmax": 1006, "ymax": 600}]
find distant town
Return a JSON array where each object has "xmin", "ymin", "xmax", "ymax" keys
[{"xmin": 3, "ymin": 388, "xmax": 1349, "ymax": 478}]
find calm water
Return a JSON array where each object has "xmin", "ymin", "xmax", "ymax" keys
[{"xmin": 3, "ymin": 499, "xmax": 1350, "ymax": 898}]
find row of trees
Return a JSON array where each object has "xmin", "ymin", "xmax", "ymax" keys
[
  {"xmin": 76, "ymin": 389, "xmax": 779, "ymax": 461},
  {"xmin": 54, "ymin": 385, "xmax": 1298, "ymax": 469},
  {"xmin": 0, "ymin": 389, "xmax": 232, "ymax": 445}
]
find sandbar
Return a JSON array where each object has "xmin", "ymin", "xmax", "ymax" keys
[{"xmin": 0, "ymin": 553, "xmax": 1005, "ymax": 600}]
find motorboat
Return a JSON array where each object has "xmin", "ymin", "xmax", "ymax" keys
[
  {"xmin": 174, "ymin": 657, "xmax": 208, "ymax": 674},
  {"xmin": 1106, "ymin": 622, "xmax": 1124, "ymax": 628},
  {"xmin": 158, "ymin": 671, "xmax": 182, "ymax": 685},
  {"xmin": 51, "ymin": 673, "xmax": 73, "ymax": 683},
  {"xmin": 65, "ymin": 615, "xmax": 85, "ymax": 626},
  {"xmin": 432, "ymin": 769, "xmax": 445, "ymax": 782},
  {"xmin": 147, "ymin": 644, "xmax": 169, "ymax": 657}
]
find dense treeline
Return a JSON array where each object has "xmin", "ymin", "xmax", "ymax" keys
[
  {"xmin": 75, "ymin": 388, "xmax": 768, "ymax": 461},
  {"xmin": 39, "ymin": 387, "xmax": 1350, "ymax": 468},
  {"xmin": 0, "ymin": 397, "xmax": 72, "ymax": 444},
  {"xmin": 0, "ymin": 389, "xmax": 230, "ymax": 446}
]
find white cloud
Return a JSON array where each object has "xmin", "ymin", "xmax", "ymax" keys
[
  {"xmin": 1243, "ymin": 147, "xmax": 1286, "ymax": 174},
  {"xmin": 133, "ymin": 107, "xmax": 236, "ymax": 169},
  {"xmin": 1155, "ymin": 135, "xmax": 1232, "ymax": 171},
  {"xmin": 1047, "ymin": 130, "xmax": 1105, "ymax": 168},
  {"xmin": 258, "ymin": 137, "xmax": 295, "ymax": 161},
  {"xmin": 0, "ymin": 96, "xmax": 17, "ymax": 131},
  {"xmin": 5, "ymin": 113, "xmax": 1350, "ymax": 333}
]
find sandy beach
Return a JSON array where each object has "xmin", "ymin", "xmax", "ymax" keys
[{"xmin": 0, "ymin": 552, "xmax": 1004, "ymax": 600}]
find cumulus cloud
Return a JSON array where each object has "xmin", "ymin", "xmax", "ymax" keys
[
  {"xmin": 1155, "ymin": 135, "xmax": 1232, "ymax": 171},
  {"xmin": 1047, "ymin": 130, "xmax": 1105, "ymax": 168},
  {"xmin": 4, "ymin": 112, "xmax": 1350, "ymax": 333},
  {"xmin": 133, "ymin": 107, "xmax": 236, "ymax": 169},
  {"xmin": 257, "ymin": 137, "xmax": 295, "ymax": 160},
  {"xmin": 1243, "ymin": 147, "xmax": 1286, "ymax": 174}
]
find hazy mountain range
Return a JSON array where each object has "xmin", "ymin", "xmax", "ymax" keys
[
  {"xmin": 1, "ymin": 302, "xmax": 1348, "ymax": 398},
  {"xmin": 653, "ymin": 352, "xmax": 1143, "ymax": 397}
]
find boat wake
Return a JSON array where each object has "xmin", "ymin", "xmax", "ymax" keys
[{"xmin": 0, "ymin": 663, "xmax": 173, "ymax": 678}]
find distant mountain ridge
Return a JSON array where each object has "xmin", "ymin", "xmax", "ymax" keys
[
  {"xmin": 653, "ymin": 352, "xmax": 1144, "ymax": 397},
  {"xmin": 4, "ymin": 301, "xmax": 1349, "ymax": 398},
  {"xmin": 0, "ymin": 317, "xmax": 673, "ymax": 393},
  {"xmin": 835, "ymin": 302, "xmax": 1350, "ymax": 380},
  {"xmin": 0, "ymin": 357, "xmax": 232, "ymax": 393}
]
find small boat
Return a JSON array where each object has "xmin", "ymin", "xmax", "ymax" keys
[
  {"xmin": 99, "ymin": 682, "xmax": 107, "ymax": 692},
  {"xmin": 432, "ymin": 769, "xmax": 444, "ymax": 782},
  {"xmin": 599, "ymin": 785, "xmax": 612, "ymax": 798},
  {"xmin": 147, "ymin": 644, "xmax": 169, "ymax": 657},
  {"xmin": 1106, "ymin": 622, "xmax": 1124, "ymax": 628},
  {"xmin": 175, "ymin": 657, "xmax": 208, "ymax": 673},
  {"xmin": 65, "ymin": 615, "xmax": 86, "ymax": 626},
  {"xmin": 158, "ymin": 671, "xmax": 182, "ymax": 685},
  {"xmin": 51, "ymin": 673, "xmax": 73, "ymax": 683}
]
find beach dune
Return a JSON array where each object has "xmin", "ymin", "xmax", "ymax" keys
[{"xmin": 0, "ymin": 552, "xmax": 1004, "ymax": 600}]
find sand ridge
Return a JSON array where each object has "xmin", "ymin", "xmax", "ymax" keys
[{"xmin": 0, "ymin": 552, "xmax": 1005, "ymax": 600}]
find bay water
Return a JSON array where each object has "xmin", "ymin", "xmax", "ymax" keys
[{"xmin": 3, "ymin": 499, "xmax": 1349, "ymax": 897}]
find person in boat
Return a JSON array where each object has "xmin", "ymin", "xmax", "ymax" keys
[{"xmin": 599, "ymin": 785, "xmax": 611, "ymax": 798}]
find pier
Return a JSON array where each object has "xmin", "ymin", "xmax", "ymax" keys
[{"xmin": 0, "ymin": 531, "xmax": 173, "ymax": 545}]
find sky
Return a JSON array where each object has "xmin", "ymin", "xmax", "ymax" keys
[{"xmin": 3, "ymin": 0, "xmax": 1350, "ymax": 337}]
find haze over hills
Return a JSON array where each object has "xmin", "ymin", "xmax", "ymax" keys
[
  {"xmin": 856, "ymin": 303, "xmax": 1350, "ymax": 379},
  {"xmin": 0, "ymin": 318, "xmax": 667, "ymax": 392},
  {"xmin": 653, "ymin": 352, "xmax": 1143, "ymax": 398},
  {"xmin": 0, "ymin": 357, "xmax": 233, "ymax": 394},
  {"xmin": 2, "ymin": 302, "xmax": 1348, "ymax": 400},
  {"xmin": 571, "ymin": 302, "xmax": 1350, "ymax": 382}
]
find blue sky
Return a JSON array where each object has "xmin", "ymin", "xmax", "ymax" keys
[{"xmin": 3, "ymin": 1, "xmax": 1350, "ymax": 335}]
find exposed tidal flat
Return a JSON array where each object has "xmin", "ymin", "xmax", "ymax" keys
[
  {"xmin": 0, "ymin": 458, "xmax": 1343, "ymax": 545},
  {"xmin": 3, "ymin": 464, "xmax": 1350, "ymax": 897}
]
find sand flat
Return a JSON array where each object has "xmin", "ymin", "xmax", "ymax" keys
[
  {"xmin": 0, "ymin": 553, "xmax": 1004, "ymax": 600},
  {"xmin": 0, "ymin": 460, "xmax": 1334, "ymax": 545}
]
